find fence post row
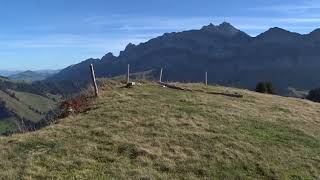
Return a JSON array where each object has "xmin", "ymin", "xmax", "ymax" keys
[
  {"xmin": 89, "ymin": 63, "xmax": 212, "ymax": 97},
  {"xmin": 90, "ymin": 64, "xmax": 99, "ymax": 97}
]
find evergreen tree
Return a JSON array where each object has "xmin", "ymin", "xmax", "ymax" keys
[
  {"xmin": 255, "ymin": 82, "xmax": 276, "ymax": 94},
  {"xmin": 307, "ymin": 88, "xmax": 320, "ymax": 103}
]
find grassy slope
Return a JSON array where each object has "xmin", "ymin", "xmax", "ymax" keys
[
  {"xmin": 0, "ymin": 117, "xmax": 18, "ymax": 133},
  {"xmin": 12, "ymin": 90, "xmax": 56, "ymax": 113},
  {"xmin": 0, "ymin": 90, "xmax": 56, "ymax": 134},
  {"xmin": 0, "ymin": 82, "xmax": 319, "ymax": 179},
  {"xmin": 0, "ymin": 90, "xmax": 42, "ymax": 122}
]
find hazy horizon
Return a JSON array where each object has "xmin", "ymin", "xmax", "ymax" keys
[{"xmin": 1, "ymin": 0, "xmax": 320, "ymax": 70}]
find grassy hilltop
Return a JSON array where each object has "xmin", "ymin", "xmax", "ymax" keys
[{"xmin": 0, "ymin": 81, "xmax": 319, "ymax": 179}]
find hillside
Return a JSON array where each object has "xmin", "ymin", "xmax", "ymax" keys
[
  {"xmin": 0, "ymin": 70, "xmax": 22, "ymax": 77},
  {"xmin": 0, "ymin": 76, "xmax": 8, "ymax": 81},
  {"xmin": 0, "ymin": 79, "xmax": 57, "ymax": 135},
  {"xmin": 49, "ymin": 22, "xmax": 320, "ymax": 96},
  {"xmin": 9, "ymin": 70, "xmax": 59, "ymax": 82},
  {"xmin": 0, "ymin": 81, "xmax": 319, "ymax": 179},
  {"xmin": 0, "ymin": 77, "xmax": 92, "ymax": 135},
  {"xmin": 0, "ymin": 89, "xmax": 56, "ymax": 134}
]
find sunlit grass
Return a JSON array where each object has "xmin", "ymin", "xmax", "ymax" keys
[{"xmin": 0, "ymin": 81, "xmax": 319, "ymax": 179}]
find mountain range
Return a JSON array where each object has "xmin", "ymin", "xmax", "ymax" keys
[
  {"xmin": 9, "ymin": 70, "xmax": 60, "ymax": 82},
  {"xmin": 0, "ymin": 70, "xmax": 23, "ymax": 77},
  {"xmin": 49, "ymin": 22, "xmax": 320, "ymax": 95}
]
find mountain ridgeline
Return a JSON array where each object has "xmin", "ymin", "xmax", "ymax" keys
[
  {"xmin": 9, "ymin": 70, "xmax": 60, "ymax": 82},
  {"xmin": 49, "ymin": 22, "xmax": 320, "ymax": 95}
]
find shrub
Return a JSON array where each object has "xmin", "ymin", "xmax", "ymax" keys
[
  {"xmin": 59, "ymin": 95, "xmax": 89, "ymax": 118},
  {"xmin": 255, "ymin": 82, "xmax": 276, "ymax": 94},
  {"xmin": 306, "ymin": 88, "xmax": 320, "ymax": 103}
]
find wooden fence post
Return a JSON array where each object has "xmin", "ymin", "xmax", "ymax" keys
[
  {"xmin": 127, "ymin": 64, "xmax": 130, "ymax": 83},
  {"xmin": 90, "ymin": 64, "xmax": 99, "ymax": 97},
  {"xmin": 205, "ymin": 71, "xmax": 208, "ymax": 86},
  {"xmin": 159, "ymin": 68, "xmax": 163, "ymax": 82}
]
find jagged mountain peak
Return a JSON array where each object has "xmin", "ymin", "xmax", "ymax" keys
[
  {"xmin": 218, "ymin": 22, "xmax": 237, "ymax": 30},
  {"xmin": 125, "ymin": 43, "xmax": 136, "ymax": 50},
  {"xmin": 201, "ymin": 22, "xmax": 246, "ymax": 37},
  {"xmin": 101, "ymin": 52, "xmax": 115, "ymax": 59},
  {"xmin": 119, "ymin": 43, "xmax": 137, "ymax": 57},
  {"xmin": 217, "ymin": 22, "xmax": 241, "ymax": 36},
  {"xmin": 201, "ymin": 23, "xmax": 215, "ymax": 29},
  {"xmin": 201, "ymin": 22, "xmax": 238, "ymax": 30}
]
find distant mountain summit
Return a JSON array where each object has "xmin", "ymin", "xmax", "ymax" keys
[
  {"xmin": 255, "ymin": 27, "xmax": 302, "ymax": 43},
  {"xmin": 49, "ymin": 22, "xmax": 320, "ymax": 95},
  {"xmin": 10, "ymin": 70, "xmax": 59, "ymax": 82},
  {"xmin": 201, "ymin": 22, "xmax": 244, "ymax": 37}
]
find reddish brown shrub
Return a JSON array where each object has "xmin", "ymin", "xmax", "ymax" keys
[{"xmin": 59, "ymin": 95, "xmax": 89, "ymax": 118}]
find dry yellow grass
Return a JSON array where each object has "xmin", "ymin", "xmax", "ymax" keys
[{"xmin": 0, "ymin": 81, "xmax": 319, "ymax": 179}]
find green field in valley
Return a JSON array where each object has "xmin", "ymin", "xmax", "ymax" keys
[{"xmin": 0, "ymin": 89, "xmax": 56, "ymax": 134}]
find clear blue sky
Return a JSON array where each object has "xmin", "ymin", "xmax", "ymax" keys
[{"xmin": 0, "ymin": 0, "xmax": 319, "ymax": 70}]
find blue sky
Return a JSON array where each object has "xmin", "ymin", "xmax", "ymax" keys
[{"xmin": 0, "ymin": 0, "xmax": 320, "ymax": 70}]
